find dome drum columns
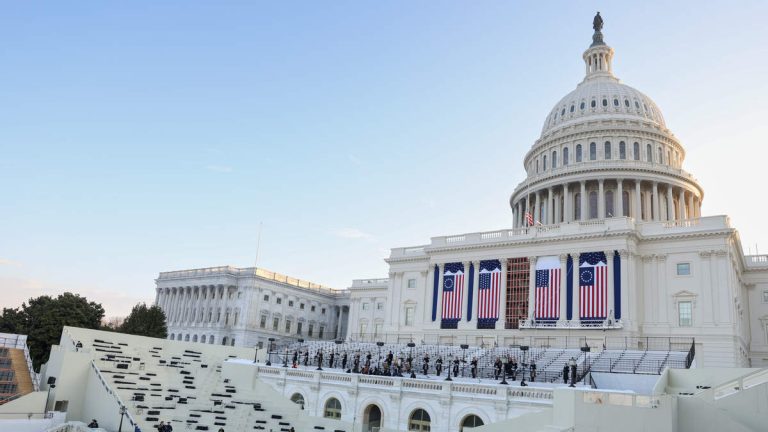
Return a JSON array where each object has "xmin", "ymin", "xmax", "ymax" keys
[{"xmin": 511, "ymin": 178, "xmax": 701, "ymax": 228}]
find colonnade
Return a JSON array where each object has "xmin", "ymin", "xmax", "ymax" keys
[{"xmin": 512, "ymin": 179, "xmax": 701, "ymax": 228}]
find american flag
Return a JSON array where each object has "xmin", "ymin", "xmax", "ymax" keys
[
  {"xmin": 579, "ymin": 252, "xmax": 608, "ymax": 319},
  {"xmin": 525, "ymin": 211, "xmax": 534, "ymax": 226},
  {"xmin": 535, "ymin": 256, "xmax": 560, "ymax": 319},
  {"xmin": 477, "ymin": 260, "xmax": 501, "ymax": 320},
  {"xmin": 442, "ymin": 262, "xmax": 464, "ymax": 321}
]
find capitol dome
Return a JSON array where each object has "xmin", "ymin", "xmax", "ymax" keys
[{"xmin": 509, "ymin": 13, "xmax": 703, "ymax": 229}]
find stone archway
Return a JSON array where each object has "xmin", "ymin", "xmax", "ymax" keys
[{"xmin": 363, "ymin": 404, "xmax": 382, "ymax": 432}]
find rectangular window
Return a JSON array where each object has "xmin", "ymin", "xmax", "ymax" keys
[
  {"xmin": 257, "ymin": 341, "xmax": 264, "ymax": 349},
  {"xmin": 619, "ymin": 142, "xmax": 626, "ymax": 159},
  {"xmin": 604, "ymin": 142, "xmax": 612, "ymax": 159},
  {"xmin": 260, "ymin": 315, "xmax": 267, "ymax": 328},
  {"xmin": 308, "ymin": 324, "xmax": 314, "ymax": 337},
  {"xmin": 359, "ymin": 323, "xmax": 367, "ymax": 334},
  {"xmin": 407, "ymin": 278, "xmax": 416, "ymax": 289},
  {"xmin": 289, "ymin": 300, "xmax": 294, "ymax": 307},
  {"xmin": 405, "ymin": 306, "xmax": 415, "ymax": 326},
  {"xmin": 272, "ymin": 318, "xmax": 279, "ymax": 331},
  {"xmin": 676, "ymin": 263, "xmax": 691, "ymax": 276},
  {"xmin": 263, "ymin": 295, "xmax": 269, "ymax": 301},
  {"xmin": 321, "ymin": 308, "xmax": 326, "ymax": 314},
  {"xmin": 311, "ymin": 305, "xmax": 316, "ymax": 312},
  {"xmin": 276, "ymin": 297, "xmax": 282, "ymax": 304},
  {"xmin": 285, "ymin": 320, "xmax": 292, "ymax": 333},
  {"xmin": 297, "ymin": 322, "xmax": 303, "ymax": 335},
  {"xmin": 678, "ymin": 301, "xmax": 692, "ymax": 327},
  {"xmin": 762, "ymin": 289, "xmax": 768, "ymax": 303},
  {"xmin": 376, "ymin": 302, "xmax": 384, "ymax": 311},
  {"xmin": 300, "ymin": 303, "xmax": 305, "ymax": 310},
  {"xmin": 318, "ymin": 326, "xmax": 324, "ymax": 339},
  {"xmin": 362, "ymin": 302, "xmax": 370, "ymax": 311}
]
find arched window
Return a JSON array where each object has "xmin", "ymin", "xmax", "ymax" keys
[
  {"xmin": 570, "ymin": 104, "xmax": 575, "ymax": 113},
  {"xmin": 658, "ymin": 147, "xmax": 664, "ymax": 164},
  {"xmin": 170, "ymin": 334, "xmax": 175, "ymax": 341},
  {"xmin": 460, "ymin": 415, "xmax": 485, "ymax": 431},
  {"xmin": 646, "ymin": 144, "xmax": 653, "ymax": 162},
  {"xmin": 633, "ymin": 142, "xmax": 640, "ymax": 160},
  {"xmin": 589, "ymin": 142, "xmax": 597, "ymax": 160},
  {"xmin": 605, "ymin": 190, "xmax": 614, "ymax": 217},
  {"xmin": 209, "ymin": 336, "xmax": 215, "ymax": 344},
  {"xmin": 602, "ymin": 98, "xmax": 608, "ymax": 107},
  {"xmin": 591, "ymin": 99, "xmax": 596, "ymax": 108},
  {"xmin": 543, "ymin": 155, "xmax": 547, "ymax": 171},
  {"xmin": 184, "ymin": 334, "xmax": 190, "ymax": 342},
  {"xmin": 408, "ymin": 409, "xmax": 431, "ymax": 431},
  {"xmin": 604, "ymin": 141, "xmax": 612, "ymax": 159},
  {"xmin": 290, "ymin": 393, "xmax": 305, "ymax": 409},
  {"xmin": 563, "ymin": 147, "xmax": 569, "ymax": 165},
  {"xmin": 613, "ymin": 98, "xmax": 619, "ymax": 106},
  {"xmin": 552, "ymin": 151, "xmax": 558, "ymax": 169},
  {"xmin": 580, "ymin": 102, "xmax": 585, "ymax": 110},
  {"xmin": 574, "ymin": 193, "xmax": 581, "ymax": 220},
  {"xmin": 364, "ymin": 404, "xmax": 383, "ymax": 431},
  {"xmin": 624, "ymin": 99, "xmax": 630, "ymax": 107},
  {"xmin": 324, "ymin": 398, "xmax": 342, "ymax": 419},
  {"xmin": 536, "ymin": 159, "xmax": 539, "ymax": 173},
  {"xmin": 221, "ymin": 336, "xmax": 228, "ymax": 345},
  {"xmin": 576, "ymin": 144, "xmax": 583, "ymax": 162},
  {"xmin": 589, "ymin": 191, "xmax": 598, "ymax": 219},
  {"xmin": 619, "ymin": 141, "xmax": 626, "ymax": 159},
  {"xmin": 622, "ymin": 191, "xmax": 630, "ymax": 217}
]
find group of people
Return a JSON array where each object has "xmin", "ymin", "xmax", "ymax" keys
[
  {"xmin": 491, "ymin": 356, "xmax": 537, "ymax": 383},
  {"xmin": 289, "ymin": 348, "xmax": 484, "ymax": 379}
]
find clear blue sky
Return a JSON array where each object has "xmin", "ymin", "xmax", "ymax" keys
[{"xmin": 2, "ymin": 1, "xmax": 767, "ymax": 318}]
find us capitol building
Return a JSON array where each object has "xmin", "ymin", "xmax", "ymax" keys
[{"xmin": 155, "ymin": 15, "xmax": 768, "ymax": 369}]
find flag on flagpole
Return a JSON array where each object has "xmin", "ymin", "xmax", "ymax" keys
[{"xmin": 525, "ymin": 212, "xmax": 534, "ymax": 226}]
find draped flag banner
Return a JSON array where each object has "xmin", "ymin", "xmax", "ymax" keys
[
  {"xmin": 535, "ymin": 256, "xmax": 561, "ymax": 320},
  {"xmin": 579, "ymin": 252, "xmax": 608, "ymax": 320},
  {"xmin": 477, "ymin": 260, "xmax": 501, "ymax": 329},
  {"xmin": 441, "ymin": 262, "xmax": 464, "ymax": 329}
]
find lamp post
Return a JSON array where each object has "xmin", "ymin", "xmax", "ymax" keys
[
  {"xmin": 500, "ymin": 356, "xmax": 508, "ymax": 385},
  {"xmin": 253, "ymin": 346, "xmax": 259, "ymax": 364},
  {"xmin": 520, "ymin": 345, "xmax": 529, "ymax": 387},
  {"xmin": 445, "ymin": 354, "xmax": 453, "ymax": 382},
  {"xmin": 376, "ymin": 341, "xmax": 384, "ymax": 371},
  {"xmin": 117, "ymin": 404, "xmax": 126, "ymax": 432},
  {"xmin": 44, "ymin": 377, "xmax": 56, "ymax": 412},
  {"xmin": 407, "ymin": 342, "xmax": 416, "ymax": 378},
  {"xmin": 335, "ymin": 339, "xmax": 343, "ymax": 370},
  {"xmin": 266, "ymin": 337, "xmax": 275, "ymax": 366},
  {"xmin": 580, "ymin": 345, "xmax": 591, "ymax": 384},
  {"xmin": 460, "ymin": 344, "xmax": 469, "ymax": 377}
]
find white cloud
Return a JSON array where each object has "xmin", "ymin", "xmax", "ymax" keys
[
  {"xmin": 333, "ymin": 227, "xmax": 375, "ymax": 241},
  {"xmin": 205, "ymin": 165, "xmax": 234, "ymax": 173},
  {"xmin": 0, "ymin": 258, "xmax": 22, "ymax": 267}
]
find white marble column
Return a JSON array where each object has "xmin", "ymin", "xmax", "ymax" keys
[
  {"xmin": 619, "ymin": 250, "xmax": 630, "ymax": 326},
  {"xmin": 678, "ymin": 189, "xmax": 685, "ymax": 221},
  {"xmin": 558, "ymin": 254, "xmax": 568, "ymax": 323},
  {"xmin": 580, "ymin": 181, "xmax": 587, "ymax": 221},
  {"xmin": 535, "ymin": 191, "xmax": 541, "ymax": 224},
  {"xmin": 528, "ymin": 256, "xmax": 538, "ymax": 320},
  {"xmin": 635, "ymin": 180, "xmax": 642, "ymax": 221},
  {"xmin": 666, "ymin": 185, "xmax": 675, "ymax": 221},
  {"xmin": 652, "ymin": 182, "xmax": 660, "ymax": 221},
  {"xmin": 563, "ymin": 183, "xmax": 571, "ymax": 223},
  {"xmin": 687, "ymin": 193, "xmax": 694, "ymax": 220},
  {"xmin": 498, "ymin": 259, "xmax": 508, "ymax": 330},
  {"xmin": 547, "ymin": 187, "xmax": 554, "ymax": 225},
  {"xmin": 598, "ymin": 179, "xmax": 605, "ymax": 219},
  {"xmin": 605, "ymin": 250, "xmax": 615, "ymax": 322},
  {"xmin": 571, "ymin": 253, "xmax": 581, "ymax": 324},
  {"xmin": 616, "ymin": 179, "xmax": 623, "ymax": 217}
]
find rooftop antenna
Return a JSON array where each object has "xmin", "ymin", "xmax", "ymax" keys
[{"xmin": 254, "ymin": 221, "xmax": 263, "ymax": 269}]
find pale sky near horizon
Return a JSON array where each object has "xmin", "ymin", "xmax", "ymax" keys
[{"xmin": 2, "ymin": 1, "xmax": 768, "ymax": 318}]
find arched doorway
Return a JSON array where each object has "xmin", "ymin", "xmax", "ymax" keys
[
  {"xmin": 323, "ymin": 397, "xmax": 342, "ymax": 419},
  {"xmin": 290, "ymin": 393, "xmax": 305, "ymax": 410},
  {"xmin": 363, "ymin": 404, "xmax": 382, "ymax": 432},
  {"xmin": 408, "ymin": 408, "xmax": 431, "ymax": 431},
  {"xmin": 460, "ymin": 414, "xmax": 484, "ymax": 431}
]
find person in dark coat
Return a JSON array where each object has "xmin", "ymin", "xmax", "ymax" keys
[
  {"xmin": 452, "ymin": 357, "xmax": 460, "ymax": 377},
  {"xmin": 563, "ymin": 363, "xmax": 570, "ymax": 384},
  {"xmin": 435, "ymin": 357, "xmax": 443, "ymax": 377},
  {"xmin": 341, "ymin": 352, "xmax": 348, "ymax": 370},
  {"xmin": 422, "ymin": 353, "xmax": 430, "ymax": 375},
  {"xmin": 494, "ymin": 357, "xmax": 502, "ymax": 380},
  {"xmin": 88, "ymin": 419, "xmax": 99, "ymax": 428},
  {"xmin": 303, "ymin": 351, "xmax": 309, "ymax": 366},
  {"xmin": 328, "ymin": 351, "xmax": 335, "ymax": 368},
  {"xmin": 470, "ymin": 357, "xmax": 478, "ymax": 379}
]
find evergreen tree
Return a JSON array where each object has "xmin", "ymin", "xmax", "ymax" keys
[{"xmin": 119, "ymin": 303, "xmax": 168, "ymax": 339}]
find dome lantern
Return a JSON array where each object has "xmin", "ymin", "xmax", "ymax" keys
[{"xmin": 583, "ymin": 12, "xmax": 615, "ymax": 81}]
